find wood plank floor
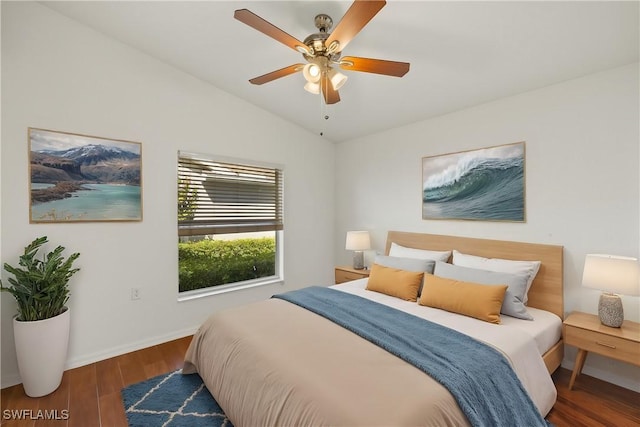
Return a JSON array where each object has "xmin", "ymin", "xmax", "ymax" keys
[
  {"xmin": 1, "ymin": 335, "xmax": 638, "ymax": 426},
  {"xmin": 0, "ymin": 336, "xmax": 192, "ymax": 427}
]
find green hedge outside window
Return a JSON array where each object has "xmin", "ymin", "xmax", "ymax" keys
[{"xmin": 178, "ymin": 237, "xmax": 276, "ymax": 292}]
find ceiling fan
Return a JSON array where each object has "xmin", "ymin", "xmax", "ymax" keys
[{"xmin": 234, "ymin": 0, "xmax": 410, "ymax": 105}]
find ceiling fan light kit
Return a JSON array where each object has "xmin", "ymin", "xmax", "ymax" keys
[
  {"xmin": 234, "ymin": 0, "xmax": 409, "ymax": 105},
  {"xmin": 304, "ymin": 81, "xmax": 320, "ymax": 95},
  {"xmin": 303, "ymin": 62, "xmax": 322, "ymax": 83},
  {"xmin": 328, "ymin": 69, "xmax": 348, "ymax": 91}
]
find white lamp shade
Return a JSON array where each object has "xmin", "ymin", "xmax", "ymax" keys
[
  {"xmin": 303, "ymin": 63, "xmax": 321, "ymax": 83},
  {"xmin": 582, "ymin": 254, "xmax": 640, "ymax": 296},
  {"xmin": 304, "ymin": 81, "xmax": 320, "ymax": 94},
  {"xmin": 328, "ymin": 68, "xmax": 348, "ymax": 90},
  {"xmin": 345, "ymin": 231, "xmax": 371, "ymax": 251}
]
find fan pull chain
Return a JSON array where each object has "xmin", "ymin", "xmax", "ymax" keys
[{"xmin": 319, "ymin": 75, "xmax": 328, "ymax": 136}]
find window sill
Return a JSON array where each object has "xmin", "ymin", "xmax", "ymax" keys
[{"xmin": 177, "ymin": 277, "xmax": 284, "ymax": 302}]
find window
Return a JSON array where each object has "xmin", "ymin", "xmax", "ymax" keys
[{"xmin": 177, "ymin": 151, "xmax": 283, "ymax": 297}]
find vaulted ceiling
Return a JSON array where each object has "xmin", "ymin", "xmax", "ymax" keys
[{"xmin": 42, "ymin": 1, "xmax": 639, "ymax": 142}]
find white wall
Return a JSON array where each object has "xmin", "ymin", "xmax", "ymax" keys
[
  {"xmin": 2, "ymin": 0, "xmax": 639, "ymax": 394},
  {"xmin": 1, "ymin": 2, "xmax": 335, "ymax": 387},
  {"xmin": 336, "ymin": 63, "xmax": 640, "ymax": 391}
]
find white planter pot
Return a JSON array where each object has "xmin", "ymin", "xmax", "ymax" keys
[{"xmin": 13, "ymin": 308, "xmax": 70, "ymax": 397}]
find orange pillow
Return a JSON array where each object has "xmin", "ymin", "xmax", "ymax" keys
[
  {"xmin": 418, "ymin": 274, "xmax": 507, "ymax": 324},
  {"xmin": 366, "ymin": 263, "xmax": 424, "ymax": 301}
]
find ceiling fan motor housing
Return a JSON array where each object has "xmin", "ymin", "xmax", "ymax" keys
[{"xmin": 302, "ymin": 14, "xmax": 340, "ymax": 63}]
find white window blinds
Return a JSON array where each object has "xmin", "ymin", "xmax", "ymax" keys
[{"xmin": 178, "ymin": 152, "xmax": 283, "ymax": 236}]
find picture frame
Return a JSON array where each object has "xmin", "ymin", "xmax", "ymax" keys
[
  {"xmin": 422, "ymin": 141, "xmax": 525, "ymax": 222},
  {"xmin": 29, "ymin": 128, "xmax": 143, "ymax": 223}
]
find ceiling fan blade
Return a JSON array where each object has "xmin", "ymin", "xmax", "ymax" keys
[
  {"xmin": 234, "ymin": 9, "xmax": 309, "ymax": 54},
  {"xmin": 321, "ymin": 77, "xmax": 340, "ymax": 104},
  {"xmin": 340, "ymin": 56, "xmax": 410, "ymax": 77},
  {"xmin": 249, "ymin": 64, "xmax": 305, "ymax": 85},
  {"xmin": 325, "ymin": 0, "xmax": 386, "ymax": 53}
]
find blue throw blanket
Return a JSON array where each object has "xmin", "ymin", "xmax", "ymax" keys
[{"xmin": 273, "ymin": 286, "xmax": 549, "ymax": 427}]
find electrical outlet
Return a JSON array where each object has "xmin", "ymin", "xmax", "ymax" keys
[{"xmin": 131, "ymin": 288, "xmax": 141, "ymax": 300}]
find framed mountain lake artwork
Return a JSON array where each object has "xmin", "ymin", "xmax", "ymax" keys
[
  {"xmin": 422, "ymin": 141, "xmax": 525, "ymax": 222},
  {"xmin": 29, "ymin": 128, "xmax": 142, "ymax": 223}
]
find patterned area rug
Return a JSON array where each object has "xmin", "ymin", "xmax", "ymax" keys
[{"xmin": 121, "ymin": 370, "xmax": 232, "ymax": 427}]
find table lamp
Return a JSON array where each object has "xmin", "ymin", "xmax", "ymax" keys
[
  {"xmin": 345, "ymin": 231, "xmax": 370, "ymax": 270},
  {"xmin": 581, "ymin": 254, "xmax": 640, "ymax": 327}
]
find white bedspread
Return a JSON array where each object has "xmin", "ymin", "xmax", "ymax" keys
[
  {"xmin": 501, "ymin": 306, "xmax": 562, "ymax": 355},
  {"xmin": 333, "ymin": 279, "xmax": 559, "ymax": 416}
]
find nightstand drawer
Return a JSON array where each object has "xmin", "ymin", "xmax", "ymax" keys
[
  {"xmin": 335, "ymin": 268, "xmax": 369, "ymax": 284},
  {"xmin": 564, "ymin": 325, "xmax": 640, "ymax": 366}
]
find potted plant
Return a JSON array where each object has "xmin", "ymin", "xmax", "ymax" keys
[{"xmin": 0, "ymin": 236, "xmax": 80, "ymax": 397}]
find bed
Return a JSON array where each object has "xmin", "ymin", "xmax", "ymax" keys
[{"xmin": 184, "ymin": 231, "xmax": 564, "ymax": 426}]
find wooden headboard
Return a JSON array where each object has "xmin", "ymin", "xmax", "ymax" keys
[{"xmin": 385, "ymin": 231, "xmax": 564, "ymax": 319}]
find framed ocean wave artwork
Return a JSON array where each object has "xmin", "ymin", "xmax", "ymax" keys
[
  {"xmin": 422, "ymin": 142, "xmax": 525, "ymax": 222},
  {"xmin": 29, "ymin": 128, "xmax": 142, "ymax": 223}
]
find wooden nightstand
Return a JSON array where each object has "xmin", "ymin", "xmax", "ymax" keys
[
  {"xmin": 335, "ymin": 266, "xmax": 370, "ymax": 284},
  {"xmin": 563, "ymin": 311, "xmax": 640, "ymax": 390}
]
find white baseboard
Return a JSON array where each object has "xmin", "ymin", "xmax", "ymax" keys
[
  {"xmin": 1, "ymin": 326, "xmax": 198, "ymax": 389},
  {"xmin": 560, "ymin": 358, "xmax": 640, "ymax": 393}
]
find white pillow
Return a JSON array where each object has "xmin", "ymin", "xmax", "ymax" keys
[
  {"xmin": 451, "ymin": 250, "xmax": 541, "ymax": 303},
  {"xmin": 374, "ymin": 255, "xmax": 435, "ymax": 274},
  {"xmin": 389, "ymin": 243, "xmax": 451, "ymax": 262}
]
